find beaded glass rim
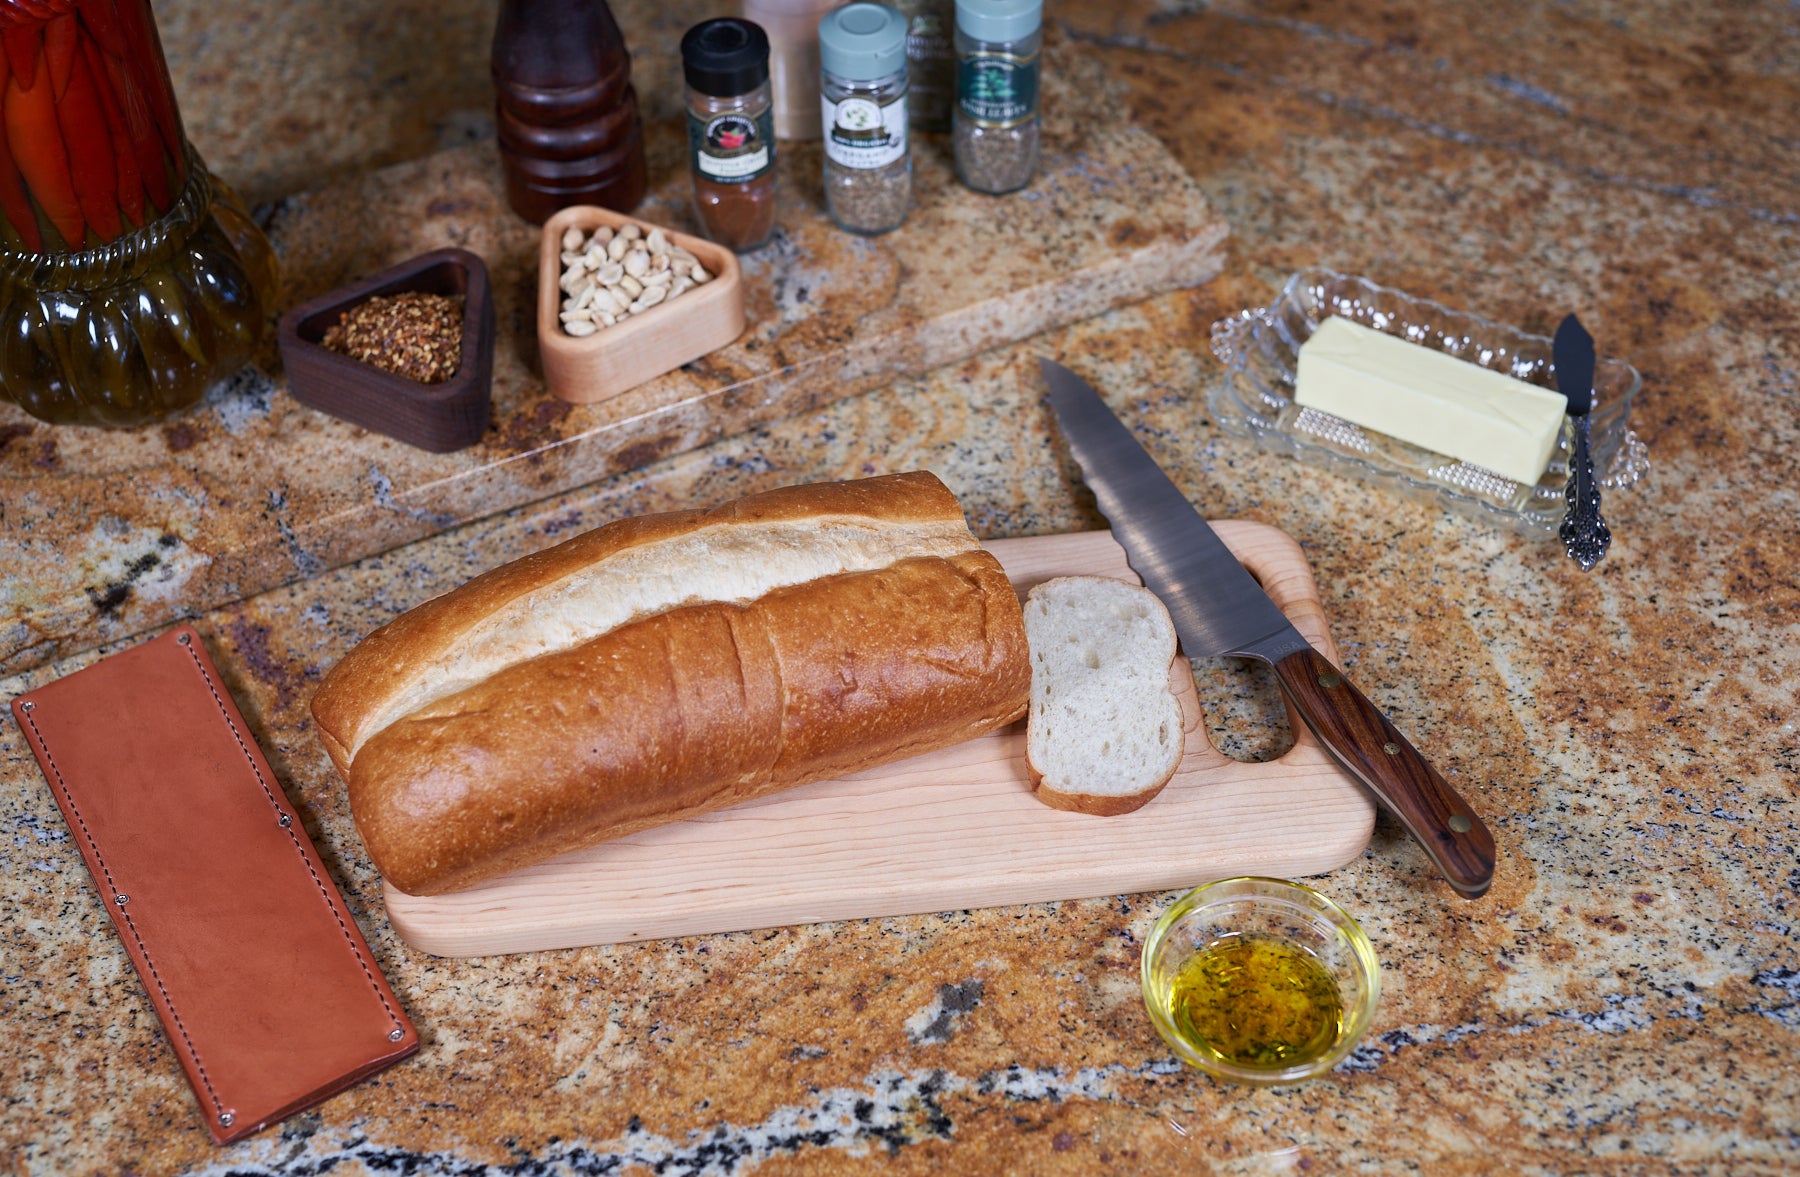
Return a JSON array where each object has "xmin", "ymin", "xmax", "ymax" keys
[{"xmin": 1207, "ymin": 268, "xmax": 1650, "ymax": 537}]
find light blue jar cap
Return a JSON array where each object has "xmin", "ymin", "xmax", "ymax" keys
[
  {"xmin": 955, "ymin": 0, "xmax": 1042, "ymax": 43},
  {"xmin": 819, "ymin": 3, "xmax": 908, "ymax": 80}
]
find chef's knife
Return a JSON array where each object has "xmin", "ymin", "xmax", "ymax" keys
[{"xmin": 1038, "ymin": 358, "xmax": 1495, "ymax": 899}]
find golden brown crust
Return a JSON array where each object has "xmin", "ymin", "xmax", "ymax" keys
[
  {"xmin": 311, "ymin": 471, "xmax": 974, "ymax": 767},
  {"xmin": 349, "ymin": 550, "xmax": 1030, "ymax": 895},
  {"xmin": 1027, "ymin": 777, "xmax": 1168, "ymax": 816}
]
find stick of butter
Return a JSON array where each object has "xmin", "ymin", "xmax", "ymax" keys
[{"xmin": 1293, "ymin": 315, "xmax": 1568, "ymax": 486}]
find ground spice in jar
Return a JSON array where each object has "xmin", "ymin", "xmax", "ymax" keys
[
  {"xmin": 321, "ymin": 292, "xmax": 464, "ymax": 384},
  {"xmin": 820, "ymin": 3, "xmax": 912, "ymax": 236},
  {"xmin": 955, "ymin": 116, "xmax": 1038, "ymax": 193},
  {"xmin": 952, "ymin": 0, "xmax": 1041, "ymax": 195},
  {"xmin": 827, "ymin": 163, "xmax": 911, "ymax": 234},
  {"xmin": 682, "ymin": 19, "xmax": 779, "ymax": 251}
]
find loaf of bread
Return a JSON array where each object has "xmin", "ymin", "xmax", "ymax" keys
[
  {"xmin": 311, "ymin": 472, "xmax": 1031, "ymax": 895},
  {"xmin": 1022, "ymin": 576, "xmax": 1184, "ymax": 815}
]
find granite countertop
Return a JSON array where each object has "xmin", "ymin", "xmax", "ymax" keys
[{"xmin": 4, "ymin": 0, "xmax": 1798, "ymax": 1173}]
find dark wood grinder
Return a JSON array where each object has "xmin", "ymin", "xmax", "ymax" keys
[{"xmin": 492, "ymin": 0, "xmax": 649, "ymax": 222}]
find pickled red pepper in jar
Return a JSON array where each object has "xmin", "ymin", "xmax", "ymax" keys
[
  {"xmin": 681, "ymin": 19, "xmax": 777, "ymax": 252},
  {"xmin": 0, "ymin": 0, "xmax": 276, "ymax": 427}
]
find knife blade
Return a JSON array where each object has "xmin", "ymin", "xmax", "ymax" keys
[{"xmin": 1038, "ymin": 357, "xmax": 1495, "ymax": 899}]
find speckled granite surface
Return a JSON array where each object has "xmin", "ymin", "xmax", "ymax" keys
[
  {"xmin": 3, "ymin": 0, "xmax": 1799, "ymax": 1173},
  {"xmin": 0, "ymin": 21, "xmax": 1224, "ymax": 678}
]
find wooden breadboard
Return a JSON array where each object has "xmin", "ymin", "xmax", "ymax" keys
[{"xmin": 383, "ymin": 524, "xmax": 1376, "ymax": 956}]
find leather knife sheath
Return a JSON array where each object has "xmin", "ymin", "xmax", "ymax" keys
[{"xmin": 9, "ymin": 624, "xmax": 418, "ymax": 1145}]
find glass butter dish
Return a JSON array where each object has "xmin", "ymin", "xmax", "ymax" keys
[{"xmin": 1208, "ymin": 268, "xmax": 1650, "ymax": 536}]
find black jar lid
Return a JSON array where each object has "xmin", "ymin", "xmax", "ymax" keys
[{"xmin": 681, "ymin": 19, "xmax": 771, "ymax": 97}]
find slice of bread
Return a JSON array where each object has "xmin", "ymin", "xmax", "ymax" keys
[{"xmin": 1023, "ymin": 576, "xmax": 1185, "ymax": 815}]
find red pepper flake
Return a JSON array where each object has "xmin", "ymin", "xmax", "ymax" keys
[{"xmin": 321, "ymin": 292, "xmax": 464, "ymax": 384}]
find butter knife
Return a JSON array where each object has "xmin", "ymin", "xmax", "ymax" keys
[{"xmin": 1555, "ymin": 314, "xmax": 1611, "ymax": 570}]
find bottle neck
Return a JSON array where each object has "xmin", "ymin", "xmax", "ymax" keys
[{"xmin": 1, "ymin": 147, "xmax": 212, "ymax": 283}]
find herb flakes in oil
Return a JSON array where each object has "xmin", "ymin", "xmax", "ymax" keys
[{"xmin": 1167, "ymin": 932, "xmax": 1344, "ymax": 1070}]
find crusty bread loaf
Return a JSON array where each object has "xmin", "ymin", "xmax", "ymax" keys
[
  {"xmin": 1022, "ymin": 576, "xmax": 1184, "ymax": 816},
  {"xmin": 311, "ymin": 472, "xmax": 1031, "ymax": 895}
]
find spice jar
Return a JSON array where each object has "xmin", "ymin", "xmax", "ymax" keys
[
  {"xmin": 681, "ymin": 19, "xmax": 778, "ymax": 252},
  {"xmin": 952, "ymin": 0, "xmax": 1042, "ymax": 195},
  {"xmin": 895, "ymin": 0, "xmax": 955, "ymax": 132},
  {"xmin": 819, "ymin": 4, "xmax": 912, "ymax": 236}
]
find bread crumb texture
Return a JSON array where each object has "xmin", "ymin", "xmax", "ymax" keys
[{"xmin": 1024, "ymin": 576, "xmax": 1183, "ymax": 816}]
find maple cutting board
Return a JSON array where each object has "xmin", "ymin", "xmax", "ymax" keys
[{"xmin": 383, "ymin": 524, "xmax": 1376, "ymax": 956}]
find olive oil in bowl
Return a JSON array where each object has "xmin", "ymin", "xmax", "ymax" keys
[
  {"xmin": 1165, "ymin": 932, "xmax": 1343, "ymax": 1070},
  {"xmin": 1141, "ymin": 877, "xmax": 1380, "ymax": 1084}
]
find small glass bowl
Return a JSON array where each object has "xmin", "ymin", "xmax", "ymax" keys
[
  {"xmin": 1208, "ymin": 268, "xmax": 1651, "ymax": 536},
  {"xmin": 1140, "ymin": 877, "xmax": 1380, "ymax": 1085}
]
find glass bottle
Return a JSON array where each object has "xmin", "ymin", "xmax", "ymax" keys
[
  {"xmin": 819, "ymin": 3, "xmax": 910, "ymax": 236},
  {"xmin": 681, "ymin": 19, "xmax": 777, "ymax": 252},
  {"xmin": 491, "ymin": 0, "xmax": 648, "ymax": 223},
  {"xmin": 894, "ymin": 0, "xmax": 954, "ymax": 133},
  {"xmin": 0, "ymin": 0, "xmax": 278, "ymax": 428},
  {"xmin": 951, "ymin": 0, "xmax": 1042, "ymax": 195}
]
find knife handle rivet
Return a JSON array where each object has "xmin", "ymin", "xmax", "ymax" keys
[
  {"xmin": 1449, "ymin": 815, "xmax": 1473, "ymax": 833},
  {"xmin": 1382, "ymin": 742, "xmax": 1400, "ymax": 756},
  {"xmin": 1317, "ymin": 672, "xmax": 1342, "ymax": 689}
]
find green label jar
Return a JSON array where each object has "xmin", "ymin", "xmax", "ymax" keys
[
  {"xmin": 951, "ymin": 0, "xmax": 1042, "ymax": 193},
  {"xmin": 956, "ymin": 52, "xmax": 1038, "ymax": 126}
]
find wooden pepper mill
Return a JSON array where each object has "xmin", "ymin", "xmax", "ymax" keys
[{"xmin": 492, "ymin": 0, "xmax": 649, "ymax": 222}]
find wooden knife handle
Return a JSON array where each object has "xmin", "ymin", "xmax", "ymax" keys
[{"xmin": 1270, "ymin": 644, "xmax": 1496, "ymax": 898}]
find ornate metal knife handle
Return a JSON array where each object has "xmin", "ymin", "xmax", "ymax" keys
[{"xmin": 1560, "ymin": 414, "xmax": 1611, "ymax": 570}]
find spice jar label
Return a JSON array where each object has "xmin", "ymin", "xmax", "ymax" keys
[
  {"xmin": 822, "ymin": 96, "xmax": 909, "ymax": 169},
  {"xmin": 688, "ymin": 109, "xmax": 776, "ymax": 183},
  {"xmin": 957, "ymin": 52, "xmax": 1039, "ymax": 128}
]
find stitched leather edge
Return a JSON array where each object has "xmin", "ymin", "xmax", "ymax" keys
[
  {"xmin": 12, "ymin": 625, "xmax": 417, "ymax": 1139},
  {"xmin": 173, "ymin": 631, "xmax": 408, "ymax": 1036},
  {"xmin": 15, "ymin": 702, "xmax": 230, "ymax": 1122}
]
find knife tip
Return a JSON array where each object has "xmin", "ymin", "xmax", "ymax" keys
[{"xmin": 1555, "ymin": 313, "xmax": 1591, "ymax": 345}]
